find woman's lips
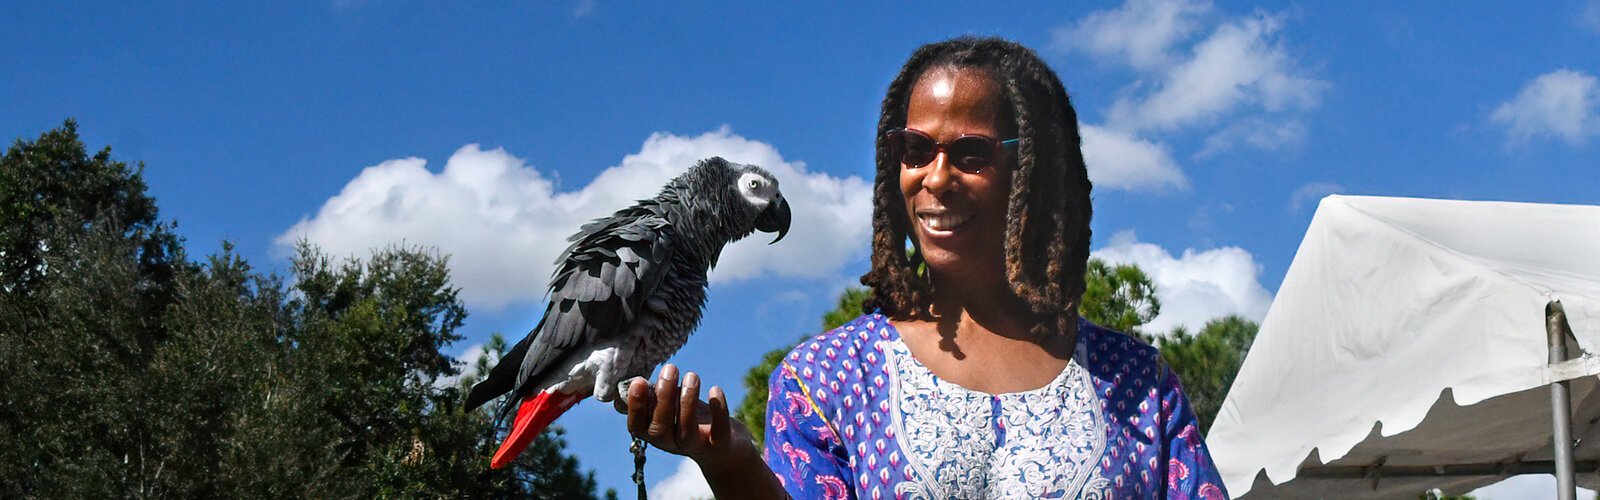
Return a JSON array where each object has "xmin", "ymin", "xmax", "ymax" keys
[{"xmin": 916, "ymin": 209, "xmax": 972, "ymax": 233}]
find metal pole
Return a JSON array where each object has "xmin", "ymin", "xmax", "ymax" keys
[{"xmin": 1548, "ymin": 300, "xmax": 1577, "ymax": 500}]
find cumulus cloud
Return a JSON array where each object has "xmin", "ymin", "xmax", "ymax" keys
[
  {"xmin": 1104, "ymin": 11, "xmax": 1325, "ymax": 132},
  {"xmin": 1080, "ymin": 124, "xmax": 1188, "ymax": 190},
  {"xmin": 1490, "ymin": 69, "xmax": 1600, "ymax": 146},
  {"xmin": 650, "ymin": 458, "xmax": 712, "ymax": 500},
  {"xmin": 1288, "ymin": 182, "xmax": 1342, "ymax": 212},
  {"xmin": 1054, "ymin": 0, "xmax": 1325, "ymax": 190},
  {"xmin": 1091, "ymin": 231, "xmax": 1272, "ymax": 334},
  {"xmin": 276, "ymin": 127, "xmax": 873, "ymax": 311},
  {"xmin": 1052, "ymin": 0, "xmax": 1210, "ymax": 71}
]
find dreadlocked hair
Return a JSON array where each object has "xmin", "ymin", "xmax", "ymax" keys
[{"xmin": 859, "ymin": 36, "xmax": 1094, "ymax": 341}]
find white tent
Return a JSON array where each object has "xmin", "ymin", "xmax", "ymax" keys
[{"xmin": 1210, "ymin": 195, "xmax": 1600, "ymax": 499}]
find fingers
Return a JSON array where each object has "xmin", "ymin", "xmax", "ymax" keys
[
  {"xmin": 677, "ymin": 372, "xmax": 701, "ymax": 444},
  {"xmin": 626, "ymin": 377, "xmax": 653, "ymax": 438},
  {"xmin": 649, "ymin": 364, "xmax": 680, "ymax": 442},
  {"xmin": 709, "ymin": 386, "xmax": 730, "ymax": 447}
]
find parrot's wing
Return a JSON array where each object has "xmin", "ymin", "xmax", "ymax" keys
[
  {"xmin": 464, "ymin": 203, "xmax": 673, "ymax": 412},
  {"xmin": 463, "ymin": 317, "xmax": 542, "ymax": 411}
]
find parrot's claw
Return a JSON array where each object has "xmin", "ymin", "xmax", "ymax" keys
[{"xmin": 612, "ymin": 377, "xmax": 648, "ymax": 414}]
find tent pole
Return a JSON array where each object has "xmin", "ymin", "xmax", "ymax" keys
[{"xmin": 1548, "ymin": 300, "xmax": 1577, "ymax": 500}]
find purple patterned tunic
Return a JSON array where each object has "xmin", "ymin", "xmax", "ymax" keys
[{"xmin": 763, "ymin": 313, "xmax": 1227, "ymax": 499}]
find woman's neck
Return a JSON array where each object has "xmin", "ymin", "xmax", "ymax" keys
[
  {"xmin": 930, "ymin": 268, "xmax": 1029, "ymax": 325},
  {"xmin": 915, "ymin": 273, "xmax": 1074, "ymax": 360},
  {"xmin": 892, "ymin": 299, "xmax": 1076, "ymax": 394}
]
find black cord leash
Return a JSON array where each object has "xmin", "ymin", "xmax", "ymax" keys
[{"xmin": 631, "ymin": 437, "xmax": 647, "ymax": 500}]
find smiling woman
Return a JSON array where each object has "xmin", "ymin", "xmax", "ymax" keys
[
  {"xmin": 893, "ymin": 67, "xmax": 1018, "ymax": 322},
  {"xmin": 620, "ymin": 36, "xmax": 1227, "ymax": 499}
]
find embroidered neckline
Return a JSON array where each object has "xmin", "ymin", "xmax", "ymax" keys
[
  {"xmin": 883, "ymin": 327, "xmax": 1108, "ymax": 498},
  {"xmin": 881, "ymin": 319, "xmax": 1087, "ymax": 398}
]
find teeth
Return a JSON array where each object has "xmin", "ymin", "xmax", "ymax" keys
[{"xmin": 919, "ymin": 213, "xmax": 971, "ymax": 231}]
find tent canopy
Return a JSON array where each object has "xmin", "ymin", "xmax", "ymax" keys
[{"xmin": 1210, "ymin": 195, "xmax": 1600, "ymax": 498}]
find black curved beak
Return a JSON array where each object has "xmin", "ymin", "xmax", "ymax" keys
[{"xmin": 755, "ymin": 196, "xmax": 791, "ymax": 244}]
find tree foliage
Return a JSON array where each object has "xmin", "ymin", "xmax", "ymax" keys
[
  {"xmin": 0, "ymin": 121, "xmax": 598, "ymax": 498},
  {"xmin": 1157, "ymin": 315, "xmax": 1259, "ymax": 434},
  {"xmin": 1080, "ymin": 258, "xmax": 1160, "ymax": 341},
  {"xmin": 0, "ymin": 119, "xmax": 178, "ymax": 294}
]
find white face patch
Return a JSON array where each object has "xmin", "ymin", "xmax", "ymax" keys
[{"xmin": 737, "ymin": 171, "xmax": 774, "ymax": 209}]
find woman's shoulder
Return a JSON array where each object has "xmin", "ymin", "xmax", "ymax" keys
[
  {"xmin": 781, "ymin": 312, "xmax": 898, "ymax": 366},
  {"xmin": 774, "ymin": 312, "xmax": 897, "ymax": 386},
  {"xmin": 1076, "ymin": 319, "xmax": 1168, "ymax": 383}
]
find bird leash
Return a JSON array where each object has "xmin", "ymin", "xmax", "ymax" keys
[{"xmin": 631, "ymin": 437, "xmax": 648, "ymax": 500}]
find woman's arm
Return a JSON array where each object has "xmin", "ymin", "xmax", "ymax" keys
[
  {"xmin": 1158, "ymin": 366, "xmax": 1228, "ymax": 499},
  {"xmin": 623, "ymin": 364, "xmax": 788, "ymax": 499}
]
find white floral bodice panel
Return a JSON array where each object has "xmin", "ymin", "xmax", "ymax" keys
[{"xmin": 884, "ymin": 338, "xmax": 1109, "ymax": 498}]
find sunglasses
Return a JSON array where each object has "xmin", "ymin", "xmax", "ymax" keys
[{"xmin": 884, "ymin": 128, "xmax": 1019, "ymax": 173}]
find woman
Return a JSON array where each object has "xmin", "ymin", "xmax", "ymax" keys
[{"xmin": 623, "ymin": 36, "xmax": 1226, "ymax": 499}]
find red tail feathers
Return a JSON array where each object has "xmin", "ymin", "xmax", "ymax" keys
[{"xmin": 490, "ymin": 390, "xmax": 584, "ymax": 469}]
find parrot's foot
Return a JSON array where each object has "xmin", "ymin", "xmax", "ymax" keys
[{"xmin": 611, "ymin": 376, "xmax": 648, "ymax": 414}]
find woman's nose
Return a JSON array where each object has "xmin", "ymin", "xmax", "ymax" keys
[{"xmin": 921, "ymin": 153, "xmax": 956, "ymax": 196}]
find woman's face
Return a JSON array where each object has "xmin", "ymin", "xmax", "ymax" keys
[{"xmin": 899, "ymin": 66, "xmax": 1015, "ymax": 284}]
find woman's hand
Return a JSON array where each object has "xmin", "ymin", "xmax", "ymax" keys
[
  {"xmin": 623, "ymin": 364, "xmax": 755, "ymax": 468},
  {"xmin": 621, "ymin": 364, "xmax": 788, "ymax": 499}
]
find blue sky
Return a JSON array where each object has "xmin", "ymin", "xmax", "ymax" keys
[{"xmin": 6, "ymin": 1, "xmax": 1600, "ymax": 497}]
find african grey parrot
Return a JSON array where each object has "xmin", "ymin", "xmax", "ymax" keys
[{"xmin": 464, "ymin": 156, "xmax": 791, "ymax": 468}]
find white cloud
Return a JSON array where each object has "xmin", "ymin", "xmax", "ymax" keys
[
  {"xmin": 1091, "ymin": 231, "xmax": 1272, "ymax": 334},
  {"xmin": 433, "ymin": 342, "xmax": 499, "ymax": 390},
  {"xmin": 1490, "ymin": 69, "xmax": 1600, "ymax": 146},
  {"xmin": 1053, "ymin": 0, "xmax": 1325, "ymax": 191},
  {"xmin": 1053, "ymin": 0, "xmax": 1211, "ymax": 71},
  {"xmin": 650, "ymin": 458, "xmax": 712, "ymax": 500},
  {"xmin": 1288, "ymin": 182, "xmax": 1342, "ymax": 212},
  {"xmin": 1196, "ymin": 117, "xmax": 1306, "ymax": 157},
  {"xmin": 1466, "ymin": 474, "xmax": 1595, "ymax": 500},
  {"xmin": 276, "ymin": 127, "xmax": 873, "ymax": 311},
  {"xmin": 1105, "ymin": 11, "xmax": 1325, "ymax": 132},
  {"xmin": 1080, "ymin": 124, "xmax": 1188, "ymax": 190}
]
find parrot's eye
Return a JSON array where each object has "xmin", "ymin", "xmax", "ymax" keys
[{"xmin": 748, "ymin": 179, "xmax": 760, "ymax": 191}]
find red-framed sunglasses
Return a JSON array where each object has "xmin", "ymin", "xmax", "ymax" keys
[{"xmin": 884, "ymin": 127, "xmax": 1019, "ymax": 173}]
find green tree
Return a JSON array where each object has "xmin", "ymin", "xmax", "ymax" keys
[
  {"xmin": 1157, "ymin": 315, "xmax": 1259, "ymax": 434},
  {"xmin": 0, "ymin": 119, "xmax": 181, "ymax": 316},
  {"xmin": 0, "ymin": 121, "xmax": 600, "ymax": 498},
  {"xmin": 1080, "ymin": 258, "xmax": 1160, "ymax": 340},
  {"xmin": 0, "ymin": 121, "xmax": 190, "ymax": 497},
  {"xmin": 0, "ymin": 221, "xmax": 174, "ymax": 496}
]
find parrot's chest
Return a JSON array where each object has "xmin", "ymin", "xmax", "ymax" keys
[{"xmin": 624, "ymin": 257, "xmax": 712, "ymax": 373}]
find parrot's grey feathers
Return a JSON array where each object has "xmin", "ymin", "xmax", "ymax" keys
[
  {"xmin": 465, "ymin": 157, "xmax": 792, "ymax": 416},
  {"xmin": 464, "ymin": 319, "xmax": 539, "ymax": 412},
  {"xmin": 496, "ymin": 208, "xmax": 673, "ymax": 400}
]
